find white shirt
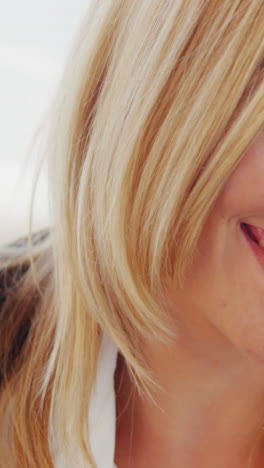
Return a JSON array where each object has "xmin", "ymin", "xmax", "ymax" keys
[
  {"xmin": 89, "ymin": 334, "xmax": 119, "ymax": 468},
  {"xmin": 54, "ymin": 333, "xmax": 118, "ymax": 468}
]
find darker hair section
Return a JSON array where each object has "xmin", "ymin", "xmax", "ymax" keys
[{"xmin": 0, "ymin": 230, "xmax": 50, "ymax": 387}]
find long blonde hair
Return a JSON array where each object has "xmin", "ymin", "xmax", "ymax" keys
[{"xmin": 0, "ymin": 1, "xmax": 264, "ymax": 466}]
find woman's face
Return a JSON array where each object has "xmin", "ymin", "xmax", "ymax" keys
[{"xmin": 166, "ymin": 129, "xmax": 264, "ymax": 364}]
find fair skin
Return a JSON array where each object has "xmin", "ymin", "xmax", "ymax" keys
[{"xmin": 115, "ymin": 128, "xmax": 264, "ymax": 468}]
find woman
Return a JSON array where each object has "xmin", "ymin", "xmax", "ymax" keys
[{"xmin": 1, "ymin": 0, "xmax": 264, "ymax": 466}]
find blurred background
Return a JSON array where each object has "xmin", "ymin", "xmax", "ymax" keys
[{"xmin": 0, "ymin": 0, "xmax": 89, "ymax": 245}]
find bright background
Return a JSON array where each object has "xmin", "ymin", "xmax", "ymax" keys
[{"xmin": 0, "ymin": 0, "xmax": 89, "ymax": 244}]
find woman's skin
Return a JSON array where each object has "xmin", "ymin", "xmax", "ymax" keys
[{"xmin": 115, "ymin": 128, "xmax": 264, "ymax": 468}]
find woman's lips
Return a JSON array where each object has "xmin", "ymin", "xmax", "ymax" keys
[{"xmin": 241, "ymin": 223, "xmax": 264, "ymax": 270}]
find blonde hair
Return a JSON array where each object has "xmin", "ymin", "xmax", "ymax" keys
[{"xmin": 0, "ymin": 0, "xmax": 264, "ymax": 466}]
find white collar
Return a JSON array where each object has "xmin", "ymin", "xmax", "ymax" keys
[
  {"xmin": 89, "ymin": 333, "xmax": 118, "ymax": 468},
  {"xmin": 54, "ymin": 333, "xmax": 118, "ymax": 468}
]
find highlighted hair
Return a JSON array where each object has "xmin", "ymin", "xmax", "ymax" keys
[{"xmin": 0, "ymin": 0, "xmax": 264, "ymax": 466}]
